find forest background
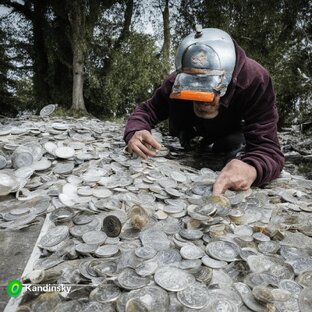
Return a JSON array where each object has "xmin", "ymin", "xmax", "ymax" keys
[{"xmin": 0, "ymin": 0, "xmax": 311, "ymax": 127}]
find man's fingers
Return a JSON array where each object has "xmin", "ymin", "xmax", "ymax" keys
[
  {"xmin": 128, "ymin": 141, "xmax": 157, "ymax": 159},
  {"xmin": 130, "ymin": 145, "xmax": 148, "ymax": 160},
  {"xmin": 213, "ymin": 174, "xmax": 230, "ymax": 195},
  {"xmin": 137, "ymin": 141, "xmax": 157, "ymax": 157},
  {"xmin": 141, "ymin": 132, "xmax": 161, "ymax": 150},
  {"xmin": 212, "ymin": 180, "xmax": 226, "ymax": 195}
]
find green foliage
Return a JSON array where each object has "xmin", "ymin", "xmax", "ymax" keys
[
  {"xmin": 0, "ymin": 0, "xmax": 310, "ymax": 124},
  {"xmin": 85, "ymin": 32, "xmax": 166, "ymax": 117},
  {"xmin": 53, "ymin": 106, "xmax": 91, "ymax": 118}
]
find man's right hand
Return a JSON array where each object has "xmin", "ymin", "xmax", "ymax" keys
[{"xmin": 127, "ymin": 130, "xmax": 161, "ymax": 160}]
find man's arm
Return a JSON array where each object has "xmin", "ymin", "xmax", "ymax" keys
[
  {"xmin": 240, "ymin": 70, "xmax": 285, "ymax": 187},
  {"xmin": 213, "ymin": 61, "xmax": 284, "ymax": 193},
  {"xmin": 123, "ymin": 73, "xmax": 175, "ymax": 144}
]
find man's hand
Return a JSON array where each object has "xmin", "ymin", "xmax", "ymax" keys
[
  {"xmin": 213, "ymin": 159, "xmax": 257, "ymax": 194},
  {"xmin": 127, "ymin": 130, "xmax": 161, "ymax": 160}
]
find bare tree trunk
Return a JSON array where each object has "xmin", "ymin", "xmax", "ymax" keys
[
  {"xmin": 72, "ymin": 47, "xmax": 86, "ymax": 111},
  {"xmin": 68, "ymin": 0, "xmax": 87, "ymax": 112},
  {"xmin": 159, "ymin": 0, "xmax": 170, "ymax": 76},
  {"xmin": 162, "ymin": 0, "xmax": 170, "ymax": 62}
]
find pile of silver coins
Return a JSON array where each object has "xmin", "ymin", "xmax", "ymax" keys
[{"xmin": 0, "ymin": 109, "xmax": 312, "ymax": 311}]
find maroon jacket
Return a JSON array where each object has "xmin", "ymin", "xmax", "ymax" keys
[{"xmin": 124, "ymin": 42, "xmax": 285, "ymax": 187}]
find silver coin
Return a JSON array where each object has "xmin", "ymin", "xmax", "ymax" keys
[
  {"xmin": 94, "ymin": 245, "xmax": 119, "ymax": 257},
  {"xmin": 180, "ymin": 244, "xmax": 205, "ymax": 260},
  {"xmin": 134, "ymin": 246, "xmax": 157, "ymax": 259},
  {"xmin": 205, "ymin": 298, "xmax": 238, "ymax": 312},
  {"xmin": 154, "ymin": 266, "xmax": 195, "ymax": 291},
  {"xmin": 135, "ymin": 261, "xmax": 158, "ymax": 277},
  {"xmin": 0, "ymin": 155, "xmax": 7, "ymax": 169},
  {"xmin": 140, "ymin": 228, "xmax": 171, "ymax": 251},
  {"xmin": 118, "ymin": 268, "xmax": 150, "ymax": 290},
  {"xmin": 54, "ymin": 146, "xmax": 75, "ymax": 159},
  {"xmin": 38, "ymin": 225, "xmax": 69, "ymax": 248},
  {"xmin": 202, "ymin": 255, "xmax": 228, "ymax": 269},
  {"xmin": 82, "ymin": 230, "xmax": 107, "ymax": 245},
  {"xmin": 40, "ymin": 104, "xmax": 57, "ymax": 117},
  {"xmin": 206, "ymin": 241, "xmax": 240, "ymax": 262},
  {"xmin": 279, "ymin": 279, "xmax": 302, "ymax": 298},
  {"xmin": 75, "ymin": 243, "xmax": 98, "ymax": 255},
  {"xmin": 89, "ymin": 284, "xmax": 121, "ymax": 303},
  {"xmin": 179, "ymin": 228, "xmax": 203, "ymax": 240},
  {"xmin": 299, "ymin": 287, "xmax": 312, "ymax": 312},
  {"xmin": 296, "ymin": 270, "xmax": 312, "ymax": 288},
  {"xmin": 177, "ymin": 282, "xmax": 209, "ymax": 309},
  {"xmin": 11, "ymin": 150, "xmax": 33, "ymax": 169}
]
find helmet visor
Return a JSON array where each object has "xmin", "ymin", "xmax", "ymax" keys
[{"xmin": 170, "ymin": 72, "xmax": 222, "ymax": 102}]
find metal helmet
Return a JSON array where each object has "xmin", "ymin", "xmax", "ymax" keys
[{"xmin": 170, "ymin": 27, "xmax": 236, "ymax": 102}]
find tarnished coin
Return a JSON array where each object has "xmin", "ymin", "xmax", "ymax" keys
[
  {"xmin": 154, "ymin": 266, "xmax": 195, "ymax": 291},
  {"xmin": 40, "ymin": 104, "xmax": 57, "ymax": 117},
  {"xmin": 103, "ymin": 215, "xmax": 122, "ymax": 237},
  {"xmin": 89, "ymin": 284, "xmax": 121, "ymax": 303},
  {"xmin": 82, "ymin": 230, "xmax": 107, "ymax": 245},
  {"xmin": 206, "ymin": 241, "xmax": 240, "ymax": 262},
  {"xmin": 117, "ymin": 268, "xmax": 150, "ymax": 290},
  {"xmin": 177, "ymin": 282, "xmax": 209, "ymax": 309}
]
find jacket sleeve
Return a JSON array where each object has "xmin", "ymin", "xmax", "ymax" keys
[
  {"xmin": 123, "ymin": 73, "xmax": 175, "ymax": 143},
  {"xmin": 239, "ymin": 67, "xmax": 285, "ymax": 187}
]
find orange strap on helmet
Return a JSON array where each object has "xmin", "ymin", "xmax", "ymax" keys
[{"xmin": 169, "ymin": 90, "xmax": 215, "ymax": 102}]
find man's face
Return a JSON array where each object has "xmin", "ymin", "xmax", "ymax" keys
[{"xmin": 193, "ymin": 94, "xmax": 221, "ymax": 119}]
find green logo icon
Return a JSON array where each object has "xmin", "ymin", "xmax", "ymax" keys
[{"xmin": 7, "ymin": 280, "xmax": 23, "ymax": 297}]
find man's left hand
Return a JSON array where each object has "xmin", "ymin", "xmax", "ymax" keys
[{"xmin": 213, "ymin": 159, "xmax": 257, "ymax": 194}]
